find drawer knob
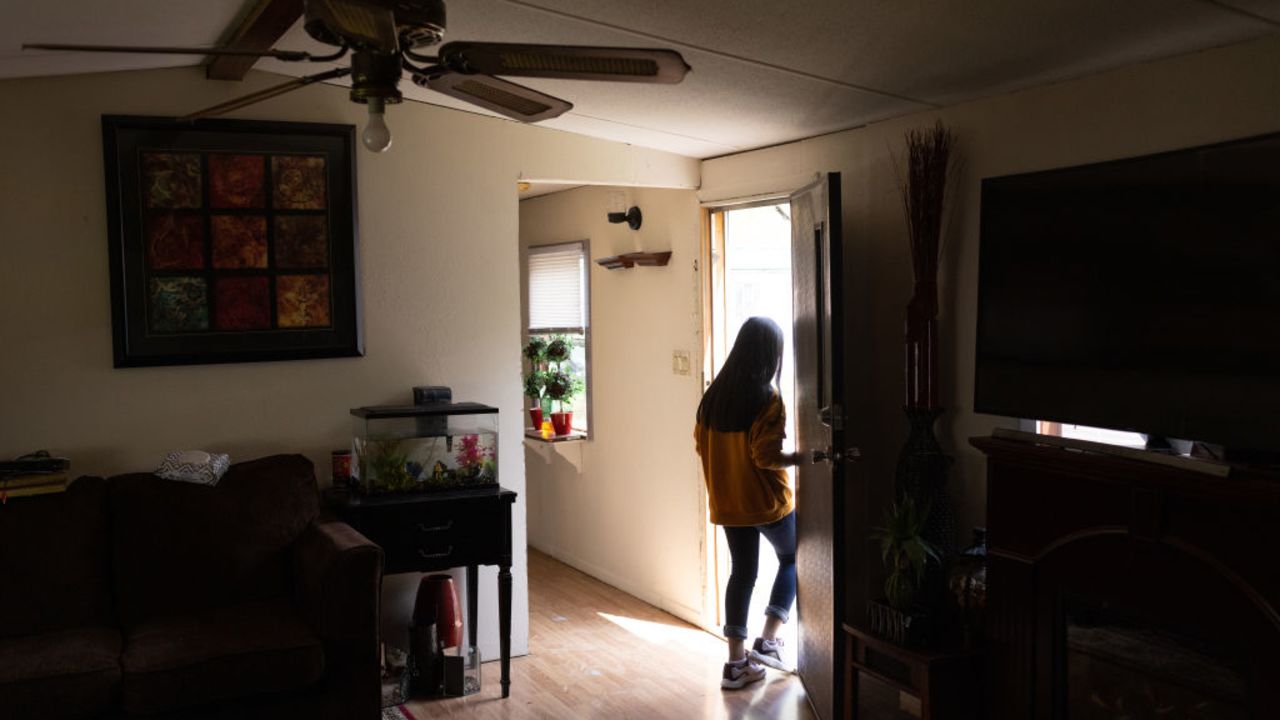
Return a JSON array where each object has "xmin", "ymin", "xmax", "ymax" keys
[
  {"xmin": 416, "ymin": 520, "xmax": 453, "ymax": 532},
  {"xmin": 417, "ymin": 546, "xmax": 454, "ymax": 559}
]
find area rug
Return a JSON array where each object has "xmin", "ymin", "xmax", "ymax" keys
[{"xmin": 381, "ymin": 705, "xmax": 417, "ymax": 720}]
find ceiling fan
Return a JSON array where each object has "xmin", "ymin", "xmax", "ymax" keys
[{"xmin": 24, "ymin": 0, "xmax": 691, "ymax": 152}]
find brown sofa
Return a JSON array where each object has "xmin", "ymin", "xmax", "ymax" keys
[{"xmin": 0, "ymin": 454, "xmax": 383, "ymax": 719}]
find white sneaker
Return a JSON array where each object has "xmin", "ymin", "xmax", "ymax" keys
[
  {"xmin": 749, "ymin": 637, "xmax": 792, "ymax": 672},
  {"xmin": 720, "ymin": 657, "xmax": 766, "ymax": 689}
]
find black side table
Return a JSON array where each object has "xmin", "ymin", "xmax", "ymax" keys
[
  {"xmin": 325, "ymin": 486, "xmax": 518, "ymax": 698},
  {"xmin": 843, "ymin": 623, "xmax": 982, "ymax": 719}
]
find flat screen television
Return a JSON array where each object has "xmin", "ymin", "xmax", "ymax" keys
[{"xmin": 975, "ymin": 132, "xmax": 1280, "ymax": 452}]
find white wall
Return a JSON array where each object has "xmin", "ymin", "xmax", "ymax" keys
[
  {"xmin": 519, "ymin": 186, "xmax": 707, "ymax": 625},
  {"xmin": 0, "ymin": 66, "xmax": 698, "ymax": 662},
  {"xmin": 699, "ymin": 34, "xmax": 1280, "ymax": 619}
]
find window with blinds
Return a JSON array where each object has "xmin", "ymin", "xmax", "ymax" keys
[
  {"xmin": 528, "ymin": 242, "xmax": 588, "ymax": 332},
  {"xmin": 527, "ymin": 240, "xmax": 590, "ymax": 434}
]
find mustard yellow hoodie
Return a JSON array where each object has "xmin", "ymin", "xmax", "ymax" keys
[{"xmin": 694, "ymin": 392, "xmax": 794, "ymax": 526}]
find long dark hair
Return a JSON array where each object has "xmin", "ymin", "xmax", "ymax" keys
[{"xmin": 697, "ymin": 316, "xmax": 785, "ymax": 432}]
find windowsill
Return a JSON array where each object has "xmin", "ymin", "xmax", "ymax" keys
[
  {"xmin": 523, "ymin": 430, "xmax": 587, "ymax": 443},
  {"xmin": 523, "ymin": 431, "xmax": 587, "ymax": 473}
]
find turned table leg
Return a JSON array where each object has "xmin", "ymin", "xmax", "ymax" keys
[{"xmin": 499, "ymin": 563, "xmax": 512, "ymax": 698}]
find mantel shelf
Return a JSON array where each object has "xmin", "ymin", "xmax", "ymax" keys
[{"xmin": 595, "ymin": 251, "xmax": 672, "ymax": 270}]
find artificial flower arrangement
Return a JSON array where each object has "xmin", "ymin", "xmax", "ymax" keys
[{"xmin": 432, "ymin": 434, "xmax": 497, "ymax": 487}]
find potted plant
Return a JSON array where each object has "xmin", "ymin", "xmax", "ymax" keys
[
  {"xmin": 544, "ymin": 334, "xmax": 571, "ymax": 366},
  {"xmin": 522, "ymin": 337, "xmax": 548, "ymax": 429},
  {"xmin": 539, "ymin": 334, "xmax": 584, "ymax": 436},
  {"xmin": 523, "ymin": 370, "xmax": 545, "ymax": 430},
  {"xmin": 543, "ymin": 368, "xmax": 584, "ymax": 436},
  {"xmin": 869, "ymin": 494, "xmax": 940, "ymax": 646}
]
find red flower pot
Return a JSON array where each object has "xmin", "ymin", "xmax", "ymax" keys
[
  {"xmin": 550, "ymin": 411, "xmax": 573, "ymax": 436},
  {"xmin": 529, "ymin": 406, "xmax": 543, "ymax": 430}
]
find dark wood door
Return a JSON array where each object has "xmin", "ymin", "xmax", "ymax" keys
[{"xmin": 791, "ymin": 172, "xmax": 851, "ymax": 720}]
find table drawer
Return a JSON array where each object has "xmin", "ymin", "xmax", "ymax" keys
[{"xmin": 352, "ymin": 500, "xmax": 507, "ymax": 572}]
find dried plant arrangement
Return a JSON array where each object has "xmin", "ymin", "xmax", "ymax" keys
[{"xmin": 898, "ymin": 120, "xmax": 956, "ymax": 332}]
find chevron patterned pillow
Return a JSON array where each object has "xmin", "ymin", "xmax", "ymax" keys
[{"xmin": 155, "ymin": 450, "xmax": 231, "ymax": 486}]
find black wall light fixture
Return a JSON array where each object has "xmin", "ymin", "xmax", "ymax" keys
[{"xmin": 607, "ymin": 206, "xmax": 643, "ymax": 230}]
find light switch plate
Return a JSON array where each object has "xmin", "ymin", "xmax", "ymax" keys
[{"xmin": 672, "ymin": 350, "xmax": 691, "ymax": 375}]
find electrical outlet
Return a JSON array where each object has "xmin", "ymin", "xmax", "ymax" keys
[{"xmin": 672, "ymin": 350, "xmax": 691, "ymax": 376}]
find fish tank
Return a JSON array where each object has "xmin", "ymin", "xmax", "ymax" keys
[{"xmin": 350, "ymin": 402, "xmax": 498, "ymax": 494}]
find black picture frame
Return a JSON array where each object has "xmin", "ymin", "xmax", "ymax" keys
[{"xmin": 102, "ymin": 115, "xmax": 362, "ymax": 368}]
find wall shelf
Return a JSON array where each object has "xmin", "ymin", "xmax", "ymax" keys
[{"xmin": 595, "ymin": 251, "xmax": 672, "ymax": 270}]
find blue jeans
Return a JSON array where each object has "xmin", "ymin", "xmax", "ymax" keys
[{"xmin": 722, "ymin": 511, "xmax": 796, "ymax": 640}]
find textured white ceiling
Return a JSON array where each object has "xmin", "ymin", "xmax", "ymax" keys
[
  {"xmin": 4, "ymin": 0, "xmax": 1278, "ymax": 159},
  {"xmin": 0, "ymin": 1, "xmax": 251, "ymax": 79}
]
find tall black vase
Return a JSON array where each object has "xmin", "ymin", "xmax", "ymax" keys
[
  {"xmin": 894, "ymin": 406, "xmax": 956, "ymax": 552},
  {"xmin": 894, "ymin": 406, "xmax": 957, "ymax": 617}
]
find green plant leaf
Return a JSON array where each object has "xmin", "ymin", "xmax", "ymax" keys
[
  {"xmin": 874, "ymin": 493, "xmax": 941, "ymax": 610},
  {"xmin": 523, "ymin": 336, "xmax": 548, "ymax": 362},
  {"xmin": 545, "ymin": 334, "xmax": 573, "ymax": 363},
  {"xmin": 523, "ymin": 371, "xmax": 545, "ymax": 399}
]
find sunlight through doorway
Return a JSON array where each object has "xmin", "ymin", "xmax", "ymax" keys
[{"xmin": 704, "ymin": 201, "xmax": 797, "ymax": 656}]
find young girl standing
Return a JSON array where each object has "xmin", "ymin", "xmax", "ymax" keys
[{"xmin": 694, "ymin": 316, "xmax": 803, "ymax": 689}]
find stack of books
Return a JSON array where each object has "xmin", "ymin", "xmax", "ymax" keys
[
  {"xmin": 0, "ymin": 453, "xmax": 71, "ymax": 503},
  {"xmin": 0, "ymin": 471, "xmax": 69, "ymax": 502}
]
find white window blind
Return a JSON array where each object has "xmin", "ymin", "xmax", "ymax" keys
[{"xmin": 528, "ymin": 242, "xmax": 587, "ymax": 330}]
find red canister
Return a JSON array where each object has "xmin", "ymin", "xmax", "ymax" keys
[
  {"xmin": 331, "ymin": 450, "xmax": 352, "ymax": 485},
  {"xmin": 414, "ymin": 574, "xmax": 463, "ymax": 649}
]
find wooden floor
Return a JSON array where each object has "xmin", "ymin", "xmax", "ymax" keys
[{"xmin": 404, "ymin": 549, "xmax": 816, "ymax": 719}]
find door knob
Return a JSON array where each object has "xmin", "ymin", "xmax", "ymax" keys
[{"xmin": 810, "ymin": 447, "xmax": 861, "ymax": 464}]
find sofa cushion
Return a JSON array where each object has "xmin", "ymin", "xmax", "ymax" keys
[
  {"xmin": 0, "ymin": 626, "xmax": 121, "ymax": 720},
  {"xmin": 0, "ymin": 477, "xmax": 113, "ymax": 638},
  {"xmin": 110, "ymin": 454, "xmax": 320, "ymax": 626},
  {"xmin": 121, "ymin": 598, "xmax": 324, "ymax": 716}
]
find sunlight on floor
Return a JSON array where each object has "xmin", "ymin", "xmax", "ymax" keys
[
  {"xmin": 709, "ymin": 673, "xmax": 813, "ymax": 720},
  {"xmin": 597, "ymin": 612, "xmax": 724, "ymax": 654}
]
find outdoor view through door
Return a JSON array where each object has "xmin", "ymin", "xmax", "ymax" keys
[{"xmin": 705, "ymin": 202, "xmax": 799, "ymax": 668}]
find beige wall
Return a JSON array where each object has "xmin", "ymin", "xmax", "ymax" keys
[
  {"xmin": 519, "ymin": 186, "xmax": 707, "ymax": 625},
  {"xmin": 701, "ymin": 34, "xmax": 1280, "ymax": 619},
  {"xmin": 0, "ymin": 66, "xmax": 698, "ymax": 661}
]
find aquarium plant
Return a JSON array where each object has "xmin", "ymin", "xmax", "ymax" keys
[
  {"xmin": 455, "ymin": 434, "xmax": 496, "ymax": 486},
  {"xmin": 366, "ymin": 437, "xmax": 417, "ymax": 493}
]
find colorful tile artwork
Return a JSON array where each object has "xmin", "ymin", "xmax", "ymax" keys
[
  {"xmin": 140, "ymin": 151, "xmax": 332, "ymax": 334},
  {"xmin": 274, "ymin": 216, "xmax": 328, "ymax": 268},
  {"xmin": 211, "ymin": 215, "xmax": 268, "ymax": 269},
  {"xmin": 276, "ymin": 274, "xmax": 332, "ymax": 328},
  {"xmin": 145, "ymin": 214, "xmax": 204, "ymax": 270},
  {"xmin": 272, "ymin": 156, "xmax": 327, "ymax": 209},
  {"xmin": 149, "ymin": 277, "xmax": 209, "ymax": 333},
  {"xmin": 213, "ymin": 276, "xmax": 271, "ymax": 331},
  {"xmin": 209, "ymin": 154, "xmax": 266, "ymax": 209},
  {"xmin": 142, "ymin": 152, "xmax": 202, "ymax": 209}
]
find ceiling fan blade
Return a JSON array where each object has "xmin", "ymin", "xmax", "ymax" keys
[
  {"xmin": 22, "ymin": 43, "xmax": 313, "ymax": 62},
  {"xmin": 179, "ymin": 67, "xmax": 352, "ymax": 121},
  {"xmin": 438, "ymin": 42, "xmax": 690, "ymax": 84},
  {"xmin": 415, "ymin": 71, "xmax": 572, "ymax": 122}
]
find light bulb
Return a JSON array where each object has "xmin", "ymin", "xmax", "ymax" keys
[{"xmin": 362, "ymin": 97, "xmax": 392, "ymax": 152}]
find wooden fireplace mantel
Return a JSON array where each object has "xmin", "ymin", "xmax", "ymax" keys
[{"xmin": 972, "ymin": 435, "xmax": 1280, "ymax": 719}]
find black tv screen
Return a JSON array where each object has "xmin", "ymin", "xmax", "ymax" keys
[{"xmin": 975, "ymin": 132, "xmax": 1280, "ymax": 451}]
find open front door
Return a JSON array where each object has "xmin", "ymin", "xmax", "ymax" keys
[{"xmin": 791, "ymin": 173, "xmax": 854, "ymax": 720}]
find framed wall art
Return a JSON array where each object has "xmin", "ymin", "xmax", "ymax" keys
[{"xmin": 102, "ymin": 115, "xmax": 362, "ymax": 367}]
